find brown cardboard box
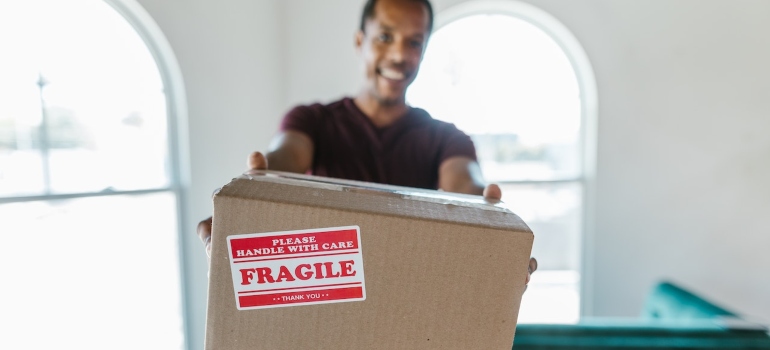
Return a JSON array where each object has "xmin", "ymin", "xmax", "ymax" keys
[{"xmin": 206, "ymin": 171, "xmax": 534, "ymax": 350}]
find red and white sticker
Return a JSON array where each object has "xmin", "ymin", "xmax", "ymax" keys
[{"xmin": 227, "ymin": 226, "xmax": 366, "ymax": 310}]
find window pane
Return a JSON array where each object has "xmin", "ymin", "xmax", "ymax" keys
[
  {"xmin": 0, "ymin": 149, "xmax": 46, "ymax": 196},
  {"xmin": 518, "ymin": 270, "xmax": 580, "ymax": 324},
  {"xmin": 0, "ymin": 57, "xmax": 46, "ymax": 197},
  {"xmin": 0, "ymin": 193, "xmax": 184, "ymax": 349},
  {"xmin": 407, "ymin": 11, "xmax": 587, "ymax": 324},
  {"xmin": 500, "ymin": 182, "xmax": 582, "ymax": 324},
  {"xmin": 0, "ymin": 0, "xmax": 170, "ymax": 195},
  {"xmin": 407, "ymin": 14, "xmax": 581, "ymax": 181},
  {"xmin": 472, "ymin": 134, "xmax": 580, "ymax": 183},
  {"xmin": 501, "ymin": 182, "xmax": 582, "ymax": 271}
]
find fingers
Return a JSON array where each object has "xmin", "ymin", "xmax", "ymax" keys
[
  {"xmin": 483, "ymin": 183, "xmax": 502, "ymax": 201},
  {"xmin": 197, "ymin": 216, "xmax": 213, "ymax": 257},
  {"xmin": 524, "ymin": 257, "xmax": 538, "ymax": 292},
  {"xmin": 529, "ymin": 257, "xmax": 538, "ymax": 275},
  {"xmin": 525, "ymin": 257, "xmax": 538, "ymax": 283},
  {"xmin": 247, "ymin": 151, "xmax": 268, "ymax": 171},
  {"xmin": 197, "ymin": 217, "xmax": 212, "ymax": 243}
]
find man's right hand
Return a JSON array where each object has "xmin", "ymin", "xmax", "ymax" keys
[{"xmin": 197, "ymin": 152, "xmax": 268, "ymax": 257}]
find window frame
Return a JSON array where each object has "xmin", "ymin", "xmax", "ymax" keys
[
  {"xmin": 431, "ymin": 0, "xmax": 598, "ymax": 317},
  {"xmin": 102, "ymin": 0, "xmax": 194, "ymax": 345},
  {"xmin": 0, "ymin": 0, "xmax": 192, "ymax": 346}
]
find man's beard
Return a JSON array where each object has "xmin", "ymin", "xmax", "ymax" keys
[{"xmin": 372, "ymin": 88, "xmax": 405, "ymax": 107}]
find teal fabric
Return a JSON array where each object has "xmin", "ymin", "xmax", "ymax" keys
[
  {"xmin": 641, "ymin": 281, "xmax": 737, "ymax": 319},
  {"xmin": 513, "ymin": 319, "xmax": 770, "ymax": 349},
  {"xmin": 512, "ymin": 281, "xmax": 770, "ymax": 349}
]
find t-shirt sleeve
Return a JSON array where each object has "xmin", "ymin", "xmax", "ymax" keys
[
  {"xmin": 438, "ymin": 123, "xmax": 478, "ymax": 164},
  {"xmin": 279, "ymin": 104, "xmax": 320, "ymax": 141}
]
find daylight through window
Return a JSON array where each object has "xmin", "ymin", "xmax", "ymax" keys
[
  {"xmin": 408, "ymin": 8, "xmax": 592, "ymax": 324},
  {"xmin": 0, "ymin": 1, "xmax": 185, "ymax": 348}
]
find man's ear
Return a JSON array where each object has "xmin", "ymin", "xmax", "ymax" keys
[{"xmin": 355, "ymin": 30, "xmax": 364, "ymax": 51}]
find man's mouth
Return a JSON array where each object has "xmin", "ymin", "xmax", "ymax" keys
[{"xmin": 378, "ymin": 67, "xmax": 407, "ymax": 81}]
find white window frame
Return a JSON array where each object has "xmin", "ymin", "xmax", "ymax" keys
[
  {"xmin": 0, "ymin": 0, "xmax": 193, "ymax": 347},
  {"xmin": 433, "ymin": 0, "xmax": 598, "ymax": 317},
  {"xmin": 105, "ymin": 0, "xmax": 194, "ymax": 345}
]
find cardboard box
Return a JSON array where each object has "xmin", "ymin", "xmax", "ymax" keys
[{"xmin": 206, "ymin": 171, "xmax": 534, "ymax": 349}]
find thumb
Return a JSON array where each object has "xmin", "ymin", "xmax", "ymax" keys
[
  {"xmin": 247, "ymin": 151, "xmax": 268, "ymax": 170},
  {"xmin": 483, "ymin": 183, "xmax": 502, "ymax": 201}
]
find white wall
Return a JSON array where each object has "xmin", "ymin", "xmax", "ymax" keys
[
  {"xmin": 281, "ymin": 0, "xmax": 770, "ymax": 322},
  {"xmin": 523, "ymin": 0, "xmax": 770, "ymax": 321},
  {"xmin": 282, "ymin": 0, "xmax": 362, "ymax": 107},
  {"xmin": 135, "ymin": 0, "xmax": 770, "ymax": 348}
]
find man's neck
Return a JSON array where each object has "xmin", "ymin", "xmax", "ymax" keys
[{"xmin": 353, "ymin": 94, "xmax": 410, "ymax": 128}]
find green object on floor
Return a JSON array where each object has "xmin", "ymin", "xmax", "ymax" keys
[
  {"xmin": 512, "ymin": 281, "xmax": 770, "ymax": 349},
  {"xmin": 641, "ymin": 281, "xmax": 737, "ymax": 320},
  {"xmin": 513, "ymin": 318, "xmax": 770, "ymax": 349}
]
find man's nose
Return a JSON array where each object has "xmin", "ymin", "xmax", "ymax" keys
[{"xmin": 386, "ymin": 40, "xmax": 407, "ymax": 63}]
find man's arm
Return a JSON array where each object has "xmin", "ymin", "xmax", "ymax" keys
[
  {"xmin": 438, "ymin": 156, "xmax": 501, "ymax": 200},
  {"xmin": 263, "ymin": 130, "xmax": 314, "ymax": 173},
  {"xmin": 198, "ymin": 130, "xmax": 314, "ymax": 257}
]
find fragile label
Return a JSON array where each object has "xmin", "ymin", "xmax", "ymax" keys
[{"xmin": 227, "ymin": 226, "xmax": 366, "ymax": 310}]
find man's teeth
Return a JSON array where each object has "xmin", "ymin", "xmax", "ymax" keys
[{"xmin": 380, "ymin": 68, "xmax": 405, "ymax": 80}]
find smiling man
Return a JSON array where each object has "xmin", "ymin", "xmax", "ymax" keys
[
  {"xmin": 198, "ymin": 0, "xmax": 537, "ymax": 280},
  {"xmin": 266, "ymin": 0, "xmax": 488, "ymax": 194}
]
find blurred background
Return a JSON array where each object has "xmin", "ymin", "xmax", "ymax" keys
[{"xmin": 1, "ymin": 0, "xmax": 768, "ymax": 349}]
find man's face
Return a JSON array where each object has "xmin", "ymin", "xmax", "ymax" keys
[{"xmin": 356, "ymin": 0, "xmax": 430, "ymax": 106}]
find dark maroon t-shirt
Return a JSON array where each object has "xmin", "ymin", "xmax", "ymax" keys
[{"xmin": 279, "ymin": 97, "xmax": 477, "ymax": 190}]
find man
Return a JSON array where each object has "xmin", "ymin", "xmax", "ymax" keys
[{"xmin": 198, "ymin": 0, "xmax": 537, "ymax": 283}]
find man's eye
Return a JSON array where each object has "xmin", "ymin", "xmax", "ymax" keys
[
  {"xmin": 377, "ymin": 33, "xmax": 392, "ymax": 42},
  {"xmin": 410, "ymin": 40, "xmax": 423, "ymax": 48}
]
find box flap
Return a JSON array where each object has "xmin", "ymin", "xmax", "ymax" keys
[{"xmin": 215, "ymin": 170, "xmax": 532, "ymax": 234}]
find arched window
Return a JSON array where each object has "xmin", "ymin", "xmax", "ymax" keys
[
  {"xmin": 408, "ymin": 0, "xmax": 597, "ymax": 323},
  {"xmin": 0, "ymin": 0, "xmax": 188, "ymax": 347}
]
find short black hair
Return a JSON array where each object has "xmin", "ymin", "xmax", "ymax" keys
[{"xmin": 359, "ymin": 0, "xmax": 434, "ymax": 35}]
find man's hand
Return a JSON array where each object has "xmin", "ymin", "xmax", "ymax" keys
[
  {"xmin": 197, "ymin": 217, "xmax": 213, "ymax": 258},
  {"xmin": 197, "ymin": 152, "xmax": 269, "ymax": 257},
  {"xmin": 483, "ymin": 183, "xmax": 502, "ymax": 201},
  {"xmin": 525, "ymin": 257, "xmax": 538, "ymax": 292}
]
